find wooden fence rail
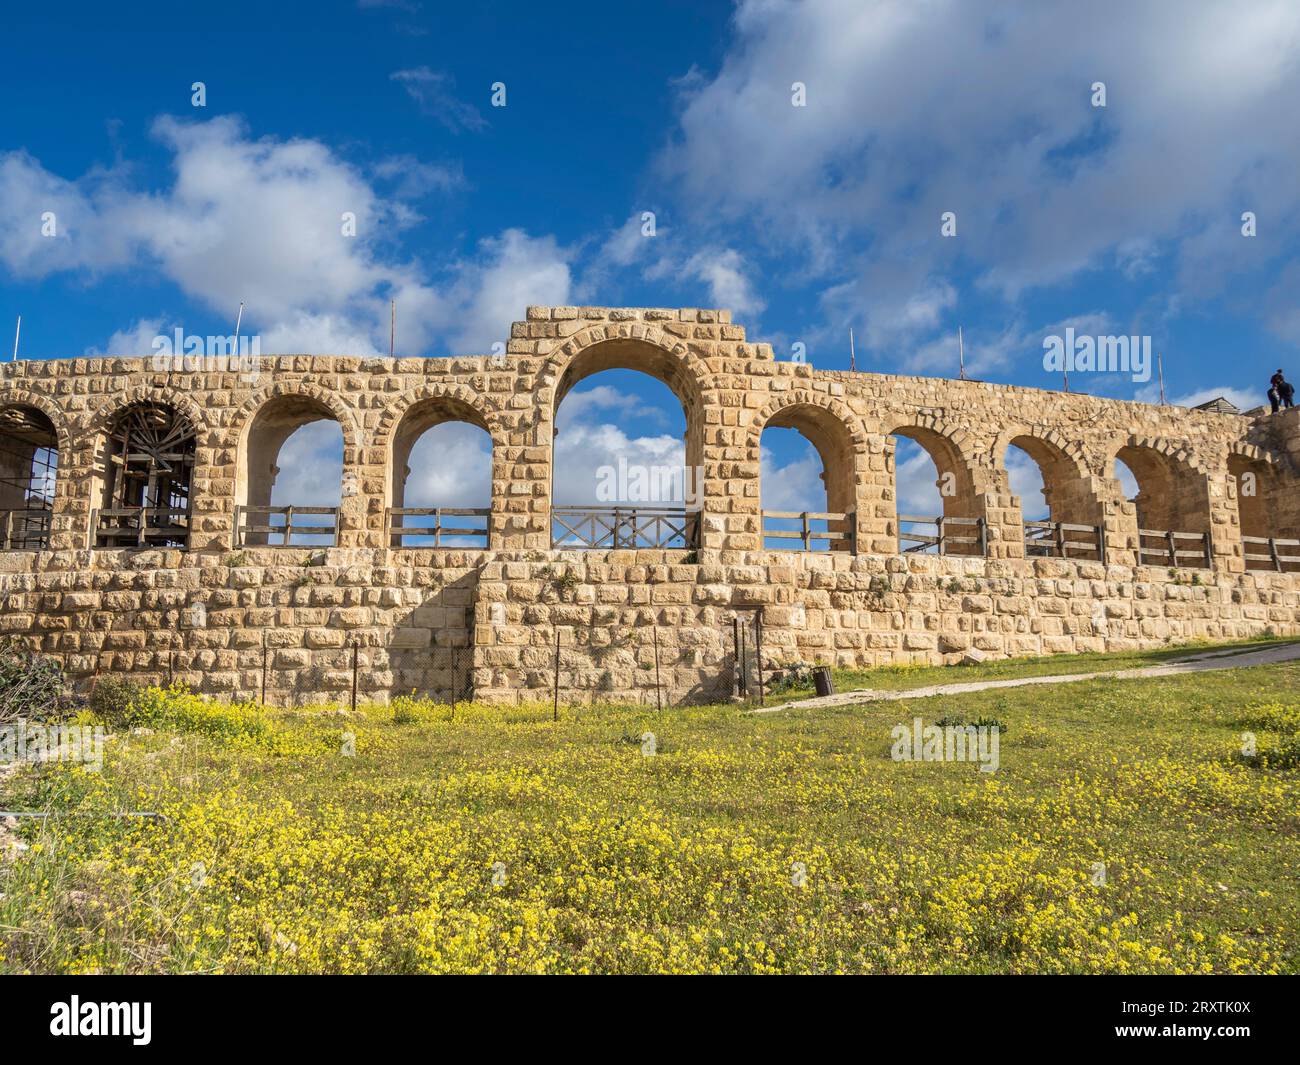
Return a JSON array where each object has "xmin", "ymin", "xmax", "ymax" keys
[
  {"xmin": 386, "ymin": 507, "xmax": 490, "ymax": 548},
  {"xmin": 761, "ymin": 510, "xmax": 855, "ymax": 552},
  {"xmin": 0, "ymin": 507, "xmax": 52, "ymax": 550},
  {"xmin": 1023, "ymin": 519, "xmax": 1107, "ymax": 563},
  {"xmin": 93, "ymin": 506, "xmax": 191, "ymax": 548},
  {"xmin": 235, "ymin": 505, "xmax": 339, "ymax": 547},
  {"xmin": 1137, "ymin": 528, "xmax": 1212, "ymax": 569},
  {"xmin": 1242, "ymin": 534, "xmax": 1300, "ymax": 572},
  {"xmin": 551, "ymin": 506, "xmax": 700, "ymax": 549},
  {"xmin": 898, "ymin": 514, "xmax": 988, "ymax": 556}
]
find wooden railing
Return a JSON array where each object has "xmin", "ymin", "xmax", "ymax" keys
[
  {"xmin": 761, "ymin": 510, "xmax": 855, "ymax": 552},
  {"xmin": 93, "ymin": 507, "xmax": 191, "ymax": 548},
  {"xmin": 1137, "ymin": 528, "xmax": 1212, "ymax": 568},
  {"xmin": 898, "ymin": 515, "xmax": 988, "ymax": 556},
  {"xmin": 235, "ymin": 505, "xmax": 339, "ymax": 547},
  {"xmin": 1242, "ymin": 535, "xmax": 1300, "ymax": 572},
  {"xmin": 551, "ymin": 506, "xmax": 699, "ymax": 549},
  {"xmin": 0, "ymin": 508, "xmax": 52, "ymax": 550},
  {"xmin": 1023, "ymin": 520, "xmax": 1106, "ymax": 563},
  {"xmin": 386, "ymin": 507, "xmax": 490, "ymax": 548}
]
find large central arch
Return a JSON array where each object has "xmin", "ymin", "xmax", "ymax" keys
[{"xmin": 543, "ymin": 329, "xmax": 713, "ymax": 548}]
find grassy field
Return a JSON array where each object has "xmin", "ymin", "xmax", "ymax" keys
[{"xmin": 1, "ymin": 640, "xmax": 1297, "ymax": 974}]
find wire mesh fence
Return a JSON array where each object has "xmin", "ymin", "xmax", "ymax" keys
[
  {"xmin": 62, "ymin": 608, "xmax": 769, "ymax": 713},
  {"xmin": 544, "ymin": 609, "xmax": 767, "ymax": 709}
]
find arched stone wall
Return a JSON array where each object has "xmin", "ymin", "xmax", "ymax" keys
[{"xmin": 0, "ymin": 305, "xmax": 1297, "ymax": 701}]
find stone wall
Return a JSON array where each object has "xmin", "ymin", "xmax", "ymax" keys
[{"xmin": 2, "ymin": 304, "xmax": 1299, "ymax": 705}]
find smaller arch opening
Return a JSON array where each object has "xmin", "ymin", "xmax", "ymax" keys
[
  {"xmin": 889, "ymin": 426, "xmax": 985, "ymax": 555},
  {"xmin": 389, "ymin": 397, "xmax": 491, "ymax": 548},
  {"xmin": 759, "ymin": 404, "xmax": 856, "ymax": 551},
  {"xmin": 239, "ymin": 396, "xmax": 343, "ymax": 547},
  {"xmin": 1114, "ymin": 443, "xmax": 1210, "ymax": 568},
  {"xmin": 96, "ymin": 402, "xmax": 196, "ymax": 548},
  {"xmin": 0, "ymin": 405, "xmax": 58, "ymax": 550},
  {"xmin": 1006, "ymin": 435, "xmax": 1103, "ymax": 560},
  {"xmin": 1229, "ymin": 453, "xmax": 1300, "ymax": 571}
]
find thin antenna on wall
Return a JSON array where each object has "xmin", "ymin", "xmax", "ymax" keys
[
  {"xmin": 1157, "ymin": 351, "xmax": 1166, "ymax": 404},
  {"xmin": 390, "ymin": 299, "xmax": 395, "ymax": 357},
  {"xmin": 11, "ymin": 315, "xmax": 19, "ymax": 361},
  {"xmin": 958, "ymin": 325, "xmax": 966, "ymax": 380},
  {"xmin": 233, "ymin": 302, "xmax": 244, "ymax": 354},
  {"xmin": 849, "ymin": 327, "xmax": 856, "ymax": 372}
]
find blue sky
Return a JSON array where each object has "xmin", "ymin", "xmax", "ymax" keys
[{"xmin": 3, "ymin": 0, "xmax": 1299, "ymax": 518}]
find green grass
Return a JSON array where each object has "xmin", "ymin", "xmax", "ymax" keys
[{"xmin": 1, "ymin": 646, "xmax": 1297, "ymax": 974}]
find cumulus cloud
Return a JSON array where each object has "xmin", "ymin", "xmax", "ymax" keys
[
  {"xmin": 683, "ymin": 248, "xmax": 765, "ymax": 317},
  {"xmin": 0, "ymin": 117, "xmax": 571, "ymax": 355},
  {"xmin": 660, "ymin": 0, "xmax": 1300, "ymax": 350},
  {"xmin": 83, "ymin": 316, "xmax": 170, "ymax": 357},
  {"xmin": 759, "ymin": 439, "xmax": 823, "ymax": 512},
  {"xmin": 440, "ymin": 229, "xmax": 572, "ymax": 352},
  {"xmin": 404, "ymin": 422, "xmax": 493, "ymax": 508},
  {"xmin": 268, "ymin": 421, "xmax": 346, "ymax": 509}
]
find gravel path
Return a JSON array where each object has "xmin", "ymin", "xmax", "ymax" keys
[{"xmin": 749, "ymin": 641, "xmax": 1300, "ymax": 714}]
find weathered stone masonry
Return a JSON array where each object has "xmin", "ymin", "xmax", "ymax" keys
[{"xmin": 2, "ymin": 305, "xmax": 1299, "ymax": 704}]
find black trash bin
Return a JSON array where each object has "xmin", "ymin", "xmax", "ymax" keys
[{"xmin": 813, "ymin": 666, "xmax": 835, "ymax": 698}]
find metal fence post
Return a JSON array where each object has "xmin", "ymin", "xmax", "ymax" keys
[
  {"xmin": 351, "ymin": 639, "xmax": 359, "ymax": 713},
  {"xmin": 755, "ymin": 608, "xmax": 766, "ymax": 707},
  {"xmin": 732, "ymin": 615, "xmax": 741, "ymax": 697},
  {"xmin": 652, "ymin": 625, "xmax": 663, "ymax": 712},
  {"xmin": 552, "ymin": 626, "xmax": 561, "ymax": 721}
]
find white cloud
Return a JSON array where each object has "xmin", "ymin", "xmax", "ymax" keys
[
  {"xmin": 893, "ymin": 440, "xmax": 943, "ymax": 518},
  {"xmin": 441, "ymin": 229, "xmax": 572, "ymax": 351},
  {"xmin": 0, "ymin": 117, "xmax": 573, "ymax": 356},
  {"xmin": 684, "ymin": 248, "xmax": 765, "ymax": 316},
  {"xmin": 268, "ymin": 421, "xmax": 345, "ymax": 508},
  {"xmin": 404, "ymin": 422, "xmax": 493, "ymax": 507},
  {"xmin": 1005, "ymin": 445, "xmax": 1049, "ymax": 521},
  {"xmin": 83, "ymin": 317, "xmax": 169, "ymax": 357},
  {"xmin": 661, "ymin": 0, "xmax": 1300, "ymax": 348},
  {"xmin": 390, "ymin": 67, "xmax": 486, "ymax": 132},
  {"xmin": 759, "ymin": 439, "xmax": 823, "ymax": 512}
]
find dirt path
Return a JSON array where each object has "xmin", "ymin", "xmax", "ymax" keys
[{"xmin": 749, "ymin": 641, "xmax": 1300, "ymax": 715}]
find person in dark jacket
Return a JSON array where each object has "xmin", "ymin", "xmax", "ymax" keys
[{"xmin": 1271, "ymin": 369, "xmax": 1294, "ymax": 412}]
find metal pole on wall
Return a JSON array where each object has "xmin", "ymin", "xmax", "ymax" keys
[
  {"xmin": 652, "ymin": 625, "xmax": 663, "ymax": 713},
  {"xmin": 552, "ymin": 627, "xmax": 561, "ymax": 722},
  {"xmin": 755, "ymin": 609, "xmax": 766, "ymax": 707},
  {"xmin": 261, "ymin": 635, "xmax": 268, "ymax": 706},
  {"xmin": 351, "ymin": 640, "xmax": 360, "ymax": 714},
  {"xmin": 732, "ymin": 616, "xmax": 741, "ymax": 698}
]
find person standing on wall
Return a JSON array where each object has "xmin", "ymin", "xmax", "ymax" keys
[{"xmin": 1269, "ymin": 369, "xmax": 1294, "ymax": 412}]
